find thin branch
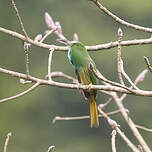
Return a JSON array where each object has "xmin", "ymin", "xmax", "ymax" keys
[
  {"xmin": 1, "ymin": 27, "xmax": 152, "ymax": 52},
  {"xmin": 136, "ymin": 124, "xmax": 152, "ymax": 132},
  {"xmin": 10, "ymin": 0, "xmax": 28, "ymax": 39},
  {"xmin": 0, "ymin": 82, "xmax": 40, "ymax": 103},
  {"xmin": 117, "ymin": 28, "xmax": 125, "ymax": 85},
  {"xmin": 120, "ymin": 59, "xmax": 140, "ymax": 90},
  {"xmin": 111, "ymin": 130, "xmax": 117, "ymax": 152},
  {"xmin": 99, "ymin": 97, "xmax": 113, "ymax": 109},
  {"xmin": 47, "ymin": 145, "xmax": 55, "ymax": 152},
  {"xmin": 40, "ymin": 29, "xmax": 55, "ymax": 43},
  {"xmin": 4, "ymin": 132, "xmax": 12, "ymax": 152},
  {"xmin": 89, "ymin": 63, "xmax": 135, "ymax": 93},
  {"xmin": 115, "ymin": 127, "xmax": 139, "ymax": 152},
  {"xmin": 24, "ymin": 42, "xmax": 30, "ymax": 76},
  {"xmin": 90, "ymin": 0, "xmax": 152, "ymax": 33},
  {"xmin": 48, "ymin": 48, "xmax": 55, "ymax": 81},
  {"xmin": 52, "ymin": 109, "xmax": 127, "ymax": 124},
  {"xmin": 144, "ymin": 56, "xmax": 152, "ymax": 73}
]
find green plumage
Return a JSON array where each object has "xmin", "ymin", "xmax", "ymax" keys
[{"xmin": 68, "ymin": 41, "xmax": 99, "ymax": 128}]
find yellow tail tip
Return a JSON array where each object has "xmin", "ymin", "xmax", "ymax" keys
[{"xmin": 90, "ymin": 98, "xmax": 99, "ymax": 128}]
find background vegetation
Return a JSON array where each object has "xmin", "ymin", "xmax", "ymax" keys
[{"xmin": 0, "ymin": 0, "xmax": 152, "ymax": 151}]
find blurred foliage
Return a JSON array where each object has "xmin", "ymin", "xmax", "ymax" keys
[{"xmin": 0, "ymin": 0, "xmax": 152, "ymax": 152}]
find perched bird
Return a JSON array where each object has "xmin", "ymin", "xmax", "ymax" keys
[{"xmin": 68, "ymin": 41, "xmax": 99, "ymax": 128}]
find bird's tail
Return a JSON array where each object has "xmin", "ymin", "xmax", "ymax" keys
[{"xmin": 89, "ymin": 96, "xmax": 99, "ymax": 128}]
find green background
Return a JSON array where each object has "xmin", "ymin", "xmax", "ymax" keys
[{"xmin": 0, "ymin": 0, "xmax": 152, "ymax": 151}]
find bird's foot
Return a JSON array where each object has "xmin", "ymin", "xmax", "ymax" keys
[{"xmin": 87, "ymin": 83, "xmax": 92, "ymax": 91}]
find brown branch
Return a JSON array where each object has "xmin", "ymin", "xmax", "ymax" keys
[
  {"xmin": 90, "ymin": 0, "xmax": 152, "ymax": 33},
  {"xmin": 0, "ymin": 82, "xmax": 40, "ymax": 103},
  {"xmin": 10, "ymin": 0, "xmax": 28, "ymax": 39}
]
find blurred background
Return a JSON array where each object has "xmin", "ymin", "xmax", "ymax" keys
[{"xmin": 0, "ymin": 0, "xmax": 152, "ymax": 151}]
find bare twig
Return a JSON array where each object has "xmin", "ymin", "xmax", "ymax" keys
[
  {"xmin": 136, "ymin": 124, "xmax": 152, "ymax": 132},
  {"xmin": 120, "ymin": 59, "xmax": 139, "ymax": 90},
  {"xmin": 99, "ymin": 97, "xmax": 113, "ymax": 109},
  {"xmin": 24, "ymin": 42, "xmax": 30, "ymax": 76},
  {"xmin": 46, "ymin": 72, "xmax": 78, "ymax": 84},
  {"xmin": 48, "ymin": 47, "xmax": 55, "ymax": 81},
  {"xmin": 4, "ymin": 132, "xmax": 12, "ymax": 152},
  {"xmin": 90, "ymin": 0, "xmax": 152, "ymax": 33},
  {"xmin": 0, "ymin": 82, "xmax": 40, "ymax": 103},
  {"xmin": 115, "ymin": 127, "xmax": 139, "ymax": 152},
  {"xmin": 10, "ymin": 0, "xmax": 28, "ymax": 39},
  {"xmin": 52, "ymin": 109, "xmax": 128, "ymax": 124},
  {"xmin": 144, "ymin": 56, "xmax": 152, "ymax": 73},
  {"xmin": 117, "ymin": 28, "xmax": 125, "ymax": 85},
  {"xmin": 47, "ymin": 145, "xmax": 55, "ymax": 152},
  {"xmin": 40, "ymin": 29, "xmax": 55, "ymax": 43},
  {"xmin": 111, "ymin": 130, "xmax": 117, "ymax": 152}
]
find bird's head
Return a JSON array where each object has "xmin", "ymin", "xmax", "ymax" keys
[{"xmin": 69, "ymin": 41, "xmax": 86, "ymax": 51}]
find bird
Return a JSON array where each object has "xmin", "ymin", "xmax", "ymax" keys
[{"xmin": 68, "ymin": 41, "xmax": 99, "ymax": 128}]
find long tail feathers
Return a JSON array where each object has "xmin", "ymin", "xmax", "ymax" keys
[{"xmin": 89, "ymin": 97, "xmax": 99, "ymax": 128}]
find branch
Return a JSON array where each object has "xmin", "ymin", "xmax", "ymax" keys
[
  {"xmin": 111, "ymin": 130, "xmax": 117, "ymax": 152},
  {"xmin": 90, "ymin": 0, "xmax": 152, "ymax": 33},
  {"xmin": 1, "ymin": 67, "xmax": 152, "ymax": 96},
  {"xmin": 1, "ymin": 27, "xmax": 152, "ymax": 52},
  {"xmin": 0, "ymin": 82, "xmax": 40, "ymax": 103},
  {"xmin": 97, "ymin": 106, "xmax": 139, "ymax": 152},
  {"xmin": 120, "ymin": 59, "xmax": 139, "ymax": 90},
  {"xmin": 24, "ymin": 42, "xmax": 30, "ymax": 76},
  {"xmin": 52, "ymin": 109, "xmax": 127, "ymax": 124},
  {"xmin": 48, "ymin": 47, "xmax": 55, "ymax": 81},
  {"xmin": 144, "ymin": 56, "xmax": 152, "ymax": 73},
  {"xmin": 136, "ymin": 124, "xmax": 152, "ymax": 132},
  {"xmin": 112, "ymin": 92, "xmax": 151, "ymax": 152},
  {"xmin": 4, "ymin": 132, "xmax": 12, "ymax": 152},
  {"xmin": 10, "ymin": 0, "xmax": 28, "ymax": 39},
  {"xmin": 117, "ymin": 28, "xmax": 125, "ymax": 85}
]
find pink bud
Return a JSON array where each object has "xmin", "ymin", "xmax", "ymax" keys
[
  {"xmin": 134, "ymin": 69, "xmax": 148, "ymax": 84},
  {"xmin": 73, "ymin": 33, "xmax": 79, "ymax": 41},
  {"xmin": 73, "ymin": 79, "xmax": 78, "ymax": 84},
  {"xmin": 24, "ymin": 42, "xmax": 31, "ymax": 50},
  {"xmin": 34, "ymin": 34, "xmax": 42, "ymax": 42},
  {"xmin": 55, "ymin": 21, "xmax": 62, "ymax": 34},
  {"xmin": 50, "ymin": 72, "xmax": 63, "ymax": 77},
  {"xmin": 111, "ymin": 130, "xmax": 117, "ymax": 135},
  {"xmin": 45, "ymin": 12, "xmax": 56, "ymax": 29},
  {"xmin": 118, "ymin": 28, "xmax": 123, "ymax": 37},
  {"xmin": 108, "ymin": 119, "xmax": 119, "ymax": 127}
]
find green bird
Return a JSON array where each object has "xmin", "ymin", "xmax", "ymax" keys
[{"xmin": 68, "ymin": 41, "xmax": 99, "ymax": 128}]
